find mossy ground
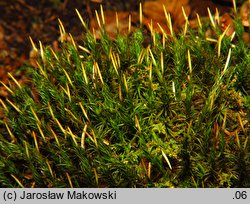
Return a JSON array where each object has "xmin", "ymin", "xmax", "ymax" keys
[{"xmin": 0, "ymin": 6, "xmax": 249, "ymax": 187}]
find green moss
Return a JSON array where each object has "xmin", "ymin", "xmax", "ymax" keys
[{"xmin": 0, "ymin": 8, "xmax": 249, "ymax": 187}]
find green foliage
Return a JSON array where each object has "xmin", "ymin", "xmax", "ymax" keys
[{"xmin": 0, "ymin": 9, "xmax": 249, "ymax": 187}]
